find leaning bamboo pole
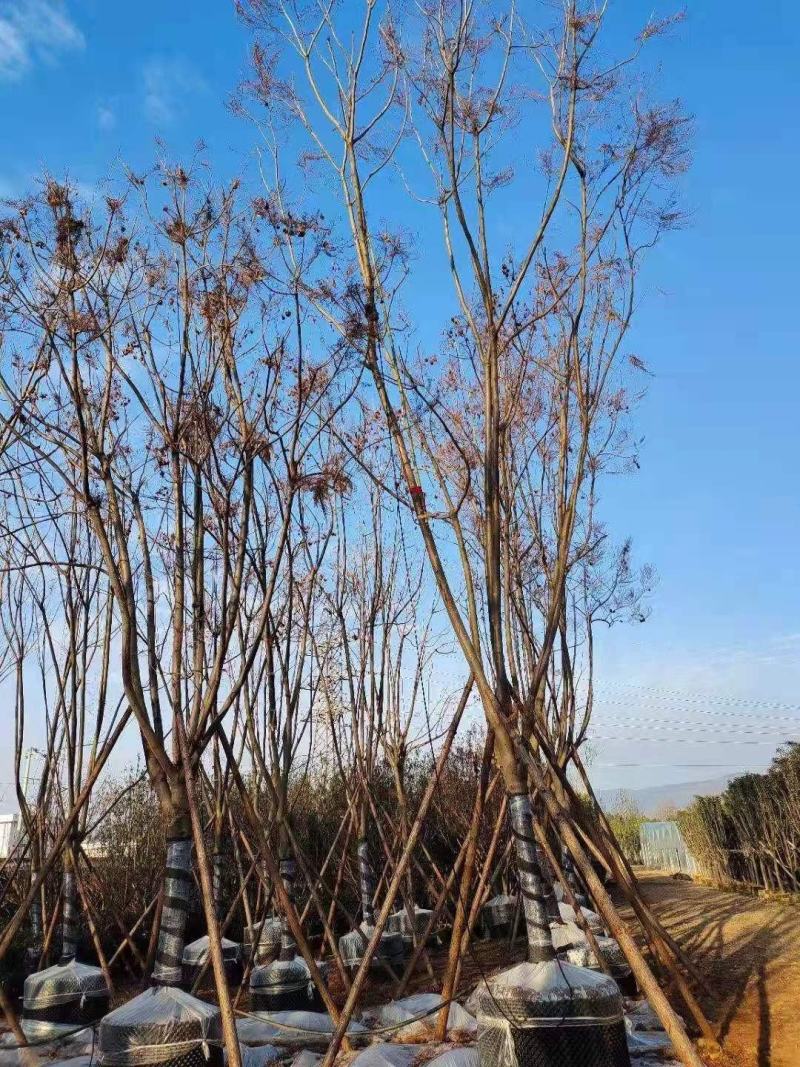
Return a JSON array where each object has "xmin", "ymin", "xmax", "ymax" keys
[
  {"xmin": 394, "ymin": 768, "xmax": 504, "ymax": 996},
  {"xmin": 518, "ymin": 739, "xmax": 708, "ymax": 1067},
  {"xmin": 436, "ymin": 731, "xmax": 494, "ymax": 1039},
  {"xmin": 319, "ymin": 676, "xmax": 473, "ymax": 1067},
  {"xmin": 531, "ymin": 819, "xmax": 611, "ymax": 977},
  {"xmin": 215, "ymin": 725, "xmax": 351, "ymax": 1044},
  {"xmin": 176, "ymin": 717, "xmax": 241, "ymax": 1067}
]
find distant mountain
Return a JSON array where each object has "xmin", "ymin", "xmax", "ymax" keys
[{"xmin": 598, "ymin": 775, "xmax": 734, "ymax": 817}]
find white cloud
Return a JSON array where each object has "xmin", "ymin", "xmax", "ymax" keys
[
  {"xmin": 142, "ymin": 56, "xmax": 207, "ymax": 125},
  {"xmin": 97, "ymin": 103, "xmax": 116, "ymax": 130},
  {"xmin": 0, "ymin": 0, "xmax": 84, "ymax": 81}
]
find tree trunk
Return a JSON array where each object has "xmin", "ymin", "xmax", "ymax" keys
[
  {"xmin": 357, "ymin": 798, "xmax": 376, "ymax": 926},
  {"xmin": 561, "ymin": 843, "xmax": 589, "ymax": 907},
  {"xmin": 60, "ymin": 844, "xmax": 79, "ymax": 963},
  {"xmin": 278, "ymin": 851, "xmax": 298, "ymax": 960},
  {"xmin": 213, "ymin": 851, "xmax": 224, "ymax": 921},
  {"xmin": 151, "ymin": 815, "xmax": 193, "ymax": 986},
  {"xmin": 436, "ymin": 732, "xmax": 493, "ymax": 1040},
  {"xmin": 535, "ymin": 841, "xmax": 563, "ymax": 923},
  {"xmin": 507, "ymin": 791, "xmax": 556, "ymax": 962},
  {"xmin": 27, "ymin": 857, "xmax": 42, "ymax": 967}
]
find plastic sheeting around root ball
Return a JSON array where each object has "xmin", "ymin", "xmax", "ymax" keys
[
  {"xmin": 182, "ymin": 936, "xmax": 241, "ymax": 967},
  {"xmin": 338, "ymin": 924, "xmax": 403, "ymax": 968},
  {"xmin": 472, "ymin": 962, "xmax": 630, "ymax": 1067},
  {"xmin": 566, "ymin": 936, "xmax": 628, "ymax": 972},
  {"xmin": 23, "ymin": 961, "xmax": 110, "ymax": 1011},
  {"xmin": 480, "ymin": 895, "xmax": 517, "ymax": 933},
  {"xmin": 0, "ymin": 1046, "xmax": 92, "ymax": 1067},
  {"xmin": 347, "ymin": 1044, "xmax": 420, "ymax": 1067},
  {"xmin": 0, "ymin": 1022, "xmax": 94, "ymax": 1050},
  {"xmin": 550, "ymin": 921, "xmax": 587, "ymax": 953},
  {"xmin": 250, "ymin": 957, "xmax": 311, "ymax": 995},
  {"xmin": 424, "ymin": 1049, "xmax": 479, "ymax": 1067},
  {"xmin": 472, "ymin": 959, "xmax": 624, "ymax": 1025},
  {"xmin": 242, "ymin": 920, "xmax": 283, "ymax": 963},
  {"xmin": 625, "ymin": 1029, "xmax": 674, "ymax": 1058},
  {"xmin": 622, "ymin": 1002, "xmax": 661, "ymax": 1033},
  {"xmin": 361, "ymin": 993, "xmax": 476, "ymax": 1041},
  {"xmin": 557, "ymin": 902, "xmax": 603, "ymax": 933},
  {"xmin": 97, "ymin": 985, "xmax": 222, "ymax": 1066},
  {"xmin": 386, "ymin": 907, "xmax": 437, "ymax": 944},
  {"xmin": 288, "ymin": 1051, "xmax": 321, "ymax": 1067},
  {"xmin": 224, "ymin": 1044, "xmax": 281, "ymax": 1067},
  {"xmin": 235, "ymin": 1011, "xmax": 367, "ymax": 1050},
  {"xmin": 630, "ymin": 1061, "xmax": 681, "ymax": 1067}
]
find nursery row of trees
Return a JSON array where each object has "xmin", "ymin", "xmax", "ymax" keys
[
  {"xmin": 0, "ymin": 4, "xmax": 713, "ymax": 1067},
  {"xmin": 679, "ymin": 743, "xmax": 800, "ymax": 894}
]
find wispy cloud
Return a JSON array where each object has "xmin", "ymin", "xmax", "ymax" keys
[
  {"xmin": 142, "ymin": 56, "xmax": 207, "ymax": 125},
  {"xmin": 97, "ymin": 103, "xmax": 116, "ymax": 131},
  {"xmin": 0, "ymin": 0, "xmax": 84, "ymax": 81}
]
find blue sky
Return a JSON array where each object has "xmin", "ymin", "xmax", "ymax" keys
[{"xmin": 1, "ymin": 0, "xmax": 799, "ymax": 798}]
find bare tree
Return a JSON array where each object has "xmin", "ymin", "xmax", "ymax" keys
[
  {"xmin": 237, "ymin": 4, "xmax": 704, "ymax": 1063},
  {"xmin": 0, "ymin": 161, "xmax": 354, "ymax": 1058}
]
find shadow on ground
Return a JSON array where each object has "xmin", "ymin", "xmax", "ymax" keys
[{"xmin": 619, "ymin": 870, "xmax": 800, "ymax": 1067}]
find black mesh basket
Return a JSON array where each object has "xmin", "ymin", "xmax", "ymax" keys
[
  {"xmin": 24, "ymin": 993, "xmax": 110, "ymax": 1026},
  {"xmin": 182, "ymin": 958, "xmax": 242, "ymax": 990},
  {"xmin": 154, "ymin": 1044, "xmax": 224, "ymax": 1067},
  {"xmin": 475, "ymin": 959, "xmax": 631, "ymax": 1067},
  {"xmin": 250, "ymin": 954, "xmax": 326, "ymax": 1014},
  {"xmin": 611, "ymin": 968, "xmax": 637, "ymax": 999},
  {"xmin": 98, "ymin": 985, "xmax": 224, "ymax": 1067},
  {"xmin": 481, "ymin": 896, "xmax": 517, "ymax": 941},
  {"xmin": 251, "ymin": 985, "xmax": 323, "ymax": 1013},
  {"xmin": 339, "ymin": 925, "xmax": 403, "ymax": 973},
  {"xmin": 478, "ymin": 1016, "xmax": 631, "ymax": 1067}
]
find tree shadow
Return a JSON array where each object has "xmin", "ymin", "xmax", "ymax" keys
[
  {"xmin": 616, "ymin": 872, "xmax": 800, "ymax": 1067},
  {"xmin": 756, "ymin": 964, "xmax": 770, "ymax": 1067}
]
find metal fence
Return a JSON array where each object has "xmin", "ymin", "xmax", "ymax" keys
[{"xmin": 639, "ymin": 820, "xmax": 698, "ymax": 875}]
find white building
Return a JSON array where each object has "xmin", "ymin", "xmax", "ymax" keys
[{"xmin": 0, "ymin": 813, "xmax": 22, "ymax": 859}]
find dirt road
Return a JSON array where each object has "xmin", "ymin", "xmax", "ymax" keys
[{"xmin": 628, "ymin": 870, "xmax": 800, "ymax": 1067}]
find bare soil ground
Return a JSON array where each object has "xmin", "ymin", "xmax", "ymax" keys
[{"xmin": 620, "ymin": 869, "xmax": 800, "ymax": 1067}]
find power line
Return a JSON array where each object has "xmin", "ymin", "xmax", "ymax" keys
[
  {"xmin": 589, "ymin": 736, "xmax": 792, "ymax": 745},
  {"xmin": 592, "ymin": 761, "xmax": 749, "ymax": 768},
  {"xmin": 597, "ymin": 712, "xmax": 800, "ymax": 729},
  {"xmin": 595, "ymin": 682, "xmax": 800, "ymax": 714},
  {"xmin": 594, "ymin": 700, "xmax": 800, "ymax": 720},
  {"xmin": 589, "ymin": 722, "xmax": 798, "ymax": 736}
]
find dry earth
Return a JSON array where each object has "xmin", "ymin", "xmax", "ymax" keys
[{"xmin": 621, "ymin": 870, "xmax": 800, "ymax": 1067}]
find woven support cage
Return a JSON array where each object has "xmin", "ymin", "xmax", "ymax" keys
[
  {"xmin": 242, "ymin": 918, "xmax": 283, "ymax": 965},
  {"xmin": 480, "ymin": 895, "xmax": 517, "ymax": 939},
  {"xmin": 566, "ymin": 940, "xmax": 637, "ymax": 998},
  {"xmin": 181, "ymin": 936, "xmax": 241, "ymax": 987},
  {"xmin": 558, "ymin": 902, "xmax": 604, "ymax": 934},
  {"xmin": 475, "ymin": 960, "xmax": 630, "ymax": 1067},
  {"xmin": 386, "ymin": 906, "xmax": 437, "ymax": 948},
  {"xmin": 23, "ymin": 960, "xmax": 110, "ymax": 1025},
  {"xmin": 338, "ymin": 923, "xmax": 403, "ymax": 971},
  {"xmin": 98, "ymin": 985, "xmax": 224, "ymax": 1067},
  {"xmin": 250, "ymin": 956, "xmax": 323, "ymax": 1012}
]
